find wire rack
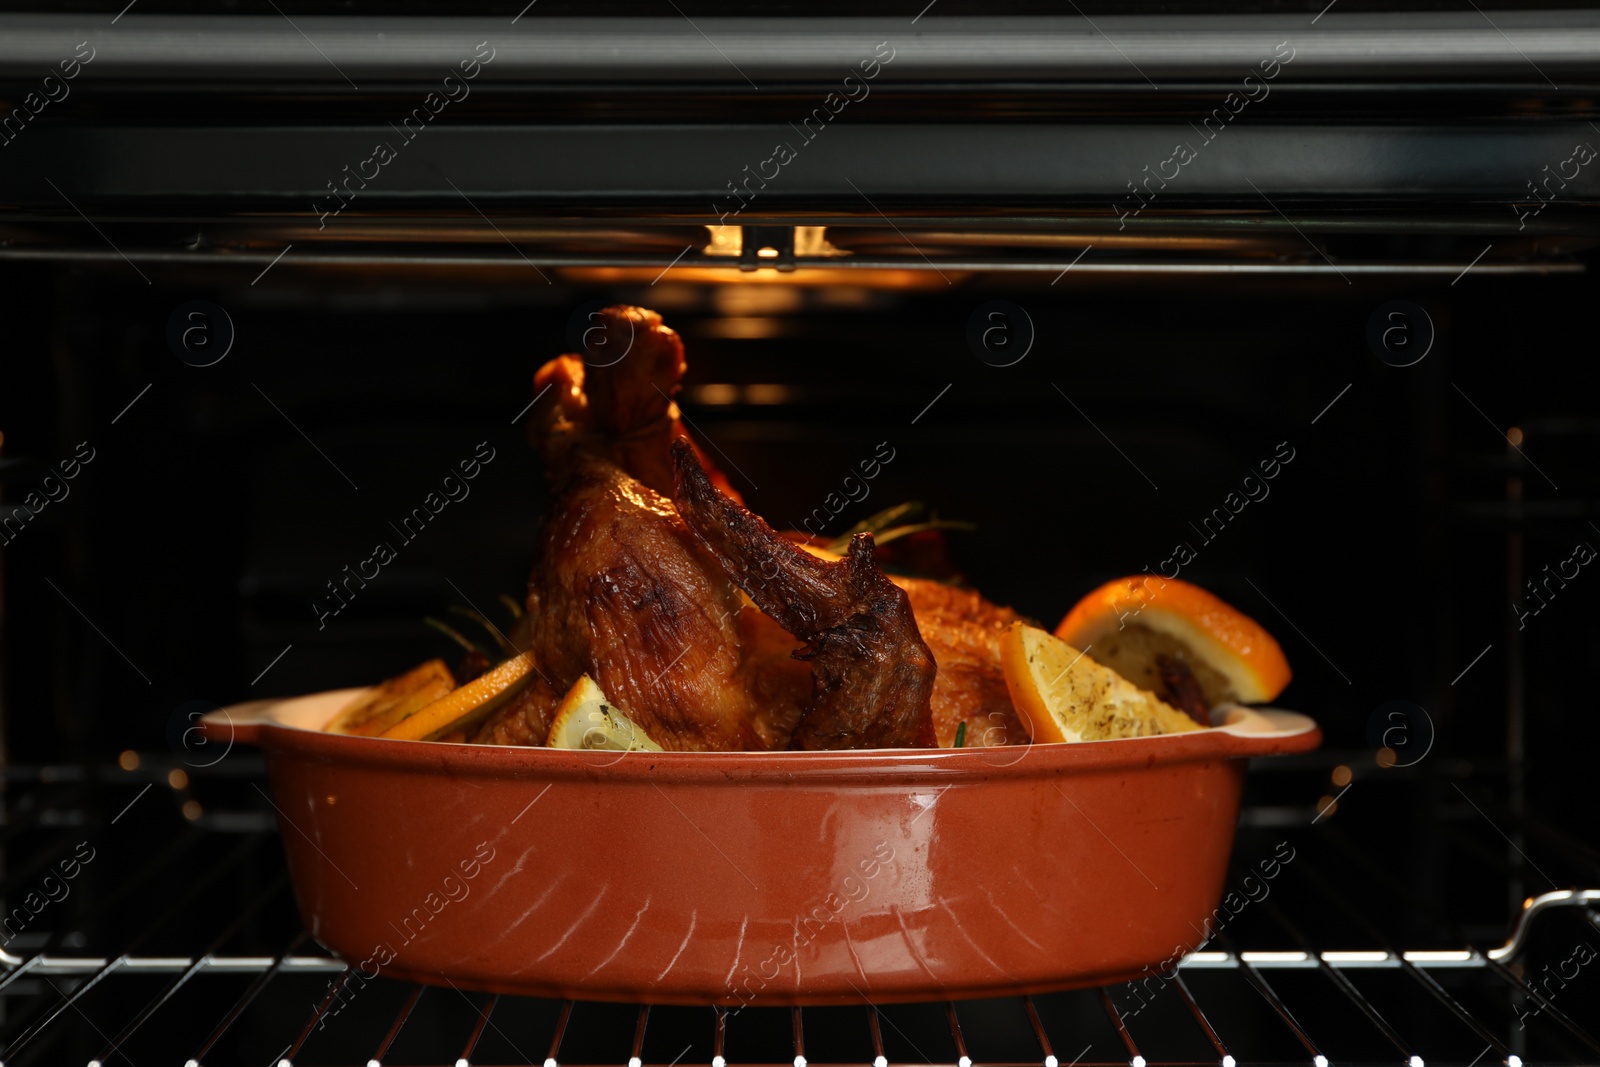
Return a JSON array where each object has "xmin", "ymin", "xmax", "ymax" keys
[{"xmin": 2, "ymin": 760, "xmax": 1598, "ymax": 1067}]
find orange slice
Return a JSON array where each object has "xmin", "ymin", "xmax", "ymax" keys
[
  {"xmin": 323, "ymin": 659, "xmax": 456, "ymax": 736},
  {"xmin": 1056, "ymin": 576, "xmax": 1291, "ymax": 707},
  {"xmin": 546, "ymin": 674, "xmax": 663, "ymax": 752},
  {"xmin": 1000, "ymin": 623, "xmax": 1200, "ymax": 743},
  {"xmin": 380, "ymin": 651, "xmax": 536, "ymax": 742}
]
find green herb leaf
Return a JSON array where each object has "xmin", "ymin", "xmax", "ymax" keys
[{"xmin": 953, "ymin": 721, "xmax": 967, "ymax": 748}]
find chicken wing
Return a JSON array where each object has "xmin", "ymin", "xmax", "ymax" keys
[{"xmin": 672, "ymin": 440, "xmax": 938, "ymax": 750}]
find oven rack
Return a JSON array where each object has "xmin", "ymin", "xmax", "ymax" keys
[
  {"xmin": 7, "ymin": 937, "xmax": 1600, "ymax": 1067},
  {"xmin": 2, "ymin": 769, "xmax": 1598, "ymax": 1067}
]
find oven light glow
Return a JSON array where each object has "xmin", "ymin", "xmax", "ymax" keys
[
  {"xmin": 546, "ymin": 1058, "xmax": 560, "ymax": 1067},
  {"xmin": 795, "ymin": 1057, "xmax": 808, "ymax": 1067},
  {"xmin": 367, "ymin": 1060, "xmax": 381, "ymax": 1067},
  {"xmin": 704, "ymin": 226, "xmax": 743, "ymax": 255},
  {"xmin": 714, "ymin": 1057, "xmax": 727, "ymax": 1067},
  {"xmin": 701, "ymin": 225, "xmax": 844, "ymax": 260},
  {"xmin": 631, "ymin": 1058, "xmax": 643, "ymax": 1067},
  {"xmin": 1045, "ymin": 1056, "xmax": 1058, "ymax": 1067},
  {"xmin": 959, "ymin": 1057, "xmax": 972, "ymax": 1067},
  {"xmin": 744, "ymin": 384, "xmax": 791, "ymax": 404},
  {"xmin": 1222, "ymin": 1057, "xmax": 1236, "ymax": 1067},
  {"xmin": 457, "ymin": 1059, "xmax": 470, "ymax": 1067},
  {"xmin": 1507, "ymin": 1058, "xmax": 1522, "ymax": 1067},
  {"xmin": 1132, "ymin": 1057, "xmax": 1146, "ymax": 1067},
  {"xmin": 1314, "ymin": 1056, "xmax": 1329, "ymax": 1067},
  {"xmin": 874, "ymin": 1057, "xmax": 888, "ymax": 1067},
  {"xmin": 1409, "ymin": 1057, "xmax": 1424, "ymax": 1067},
  {"xmin": 694, "ymin": 384, "xmax": 739, "ymax": 405}
]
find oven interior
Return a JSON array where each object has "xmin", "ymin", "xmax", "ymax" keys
[{"xmin": 2, "ymin": 6, "xmax": 1600, "ymax": 1066}]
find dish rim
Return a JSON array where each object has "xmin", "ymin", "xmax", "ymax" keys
[{"xmin": 198, "ymin": 687, "xmax": 1322, "ymax": 781}]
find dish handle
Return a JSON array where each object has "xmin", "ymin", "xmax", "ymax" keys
[
  {"xmin": 198, "ymin": 699, "xmax": 280, "ymax": 749},
  {"xmin": 1207, "ymin": 705, "xmax": 1323, "ymax": 757}
]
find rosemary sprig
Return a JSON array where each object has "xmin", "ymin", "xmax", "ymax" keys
[
  {"xmin": 954, "ymin": 721, "xmax": 967, "ymax": 748},
  {"xmin": 869, "ymin": 520, "xmax": 977, "ymax": 548},
  {"xmin": 424, "ymin": 616, "xmax": 494, "ymax": 660},
  {"xmin": 823, "ymin": 501, "xmax": 975, "ymax": 555},
  {"xmin": 448, "ymin": 604, "xmax": 515, "ymax": 655}
]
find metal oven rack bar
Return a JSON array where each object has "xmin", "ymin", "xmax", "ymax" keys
[{"xmin": 5, "ymin": 902, "xmax": 1598, "ymax": 1067}]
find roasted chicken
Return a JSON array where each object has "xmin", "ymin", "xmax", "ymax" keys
[
  {"xmin": 672, "ymin": 440, "xmax": 937, "ymax": 749},
  {"xmin": 472, "ymin": 305, "xmax": 1025, "ymax": 751}
]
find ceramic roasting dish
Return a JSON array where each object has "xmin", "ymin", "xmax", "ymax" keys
[{"xmin": 201, "ymin": 694, "xmax": 1318, "ymax": 1006}]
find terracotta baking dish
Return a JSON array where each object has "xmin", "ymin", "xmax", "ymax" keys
[{"xmin": 201, "ymin": 694, "xmax": 1318, "ymax": 1006}]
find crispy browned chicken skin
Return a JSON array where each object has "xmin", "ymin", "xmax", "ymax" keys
[
  {"xmin": 895, "ymin": 580, "xmax": 1027, "ymax": 748},
  {"xmin": 475, "ymin": 307, "xmax": 801, "ymax": 750},
  {"xmin": 524, "ymin": 447, "xmax": 797, "ymax": 750},
  {"xmin": 474, "ymin": 304, "xmax": 1021, "ymax": 751},
  {"xmin": 672, "ymin": 440, "xmax": 938, "ymax": 750}
]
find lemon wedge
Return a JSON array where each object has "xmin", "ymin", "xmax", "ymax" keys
[
  {"xmin": 1000, "ymin": 623, "xmax": 1201, "ymax": 743},
  {"xmin": 546, "ymin": 675, "xmax": 663, "ymax": 752},
  {"xmin": 324, "ymin": 659, "xmax": 457, "ymax": 736},
  {"xmin": 380, "ymin": 651, "xmax": 536, "ymax": 742}
]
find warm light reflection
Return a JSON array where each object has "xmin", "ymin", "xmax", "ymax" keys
[
  {"xmin": 901, "ymin": 231, "xmax": 1265, "ymax": 252},
  {"xmin": 685, "ymin": 384, "xmax": 798, "ymax": 405},
  {"xmin": 560, "ymin": 266, "xmax": 961, "ymax": 288},
  {"xmin": 713, "ymin": 285, "xmax": 803, "ymax": 315},
  {"xmin": 744, "ymin": 383, "xmax": 790, "ymax": 404},
  {"xmin": 698, "ymin": 316, "xmax": 788, "ymax": 339},
  {"xmin": 693, "ymin": 383, "xmax": 740, "ymax": 405}
]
